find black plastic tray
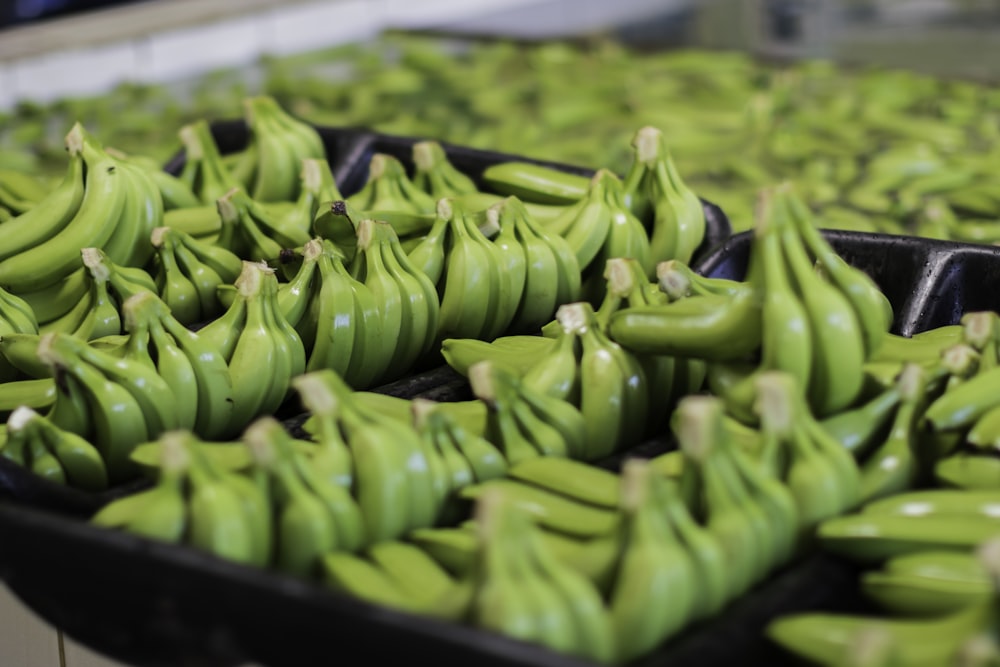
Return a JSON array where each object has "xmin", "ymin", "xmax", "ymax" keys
[{"xmin": 2, "ymin": 223, "xmax": 990, "ymax": 666}]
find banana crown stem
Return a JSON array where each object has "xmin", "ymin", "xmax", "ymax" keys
[
  {"xmin": 7, "ymin": 406, "xmax": 39, "ymax": 432},
  {"xmin": 159, "ymin": 431, "xmax": 193, "ymax": 475},
  {"xmin": 620, "ymin": 459, "xmax": 651, "ymax": 512},
  {"xmin": 962, "ymin": 311, "xmax": 997, "ymax": 350},
  {"xmin": 753, "ymin": 372, "xmax": 799, "ymax": 438},
  {"xmin": 633, "ymin": 126, "xmax": 662, "ymax": 164},
  {"xmin": 65, "ymin": 123, "xmax": 86, "ymax": 154},
  {"xmin": 82, "ymin": 247, "xmax": 111, "ymax": 282},
  {"xmin": 675, "ymin": 395, "xmax": 725, "ymax": 463},
  {"xmin": 941, "ymin": 344, "xmax": 980, "ymax": 378},
  {"xmin": 468, "ymin": 361, "xmax": 497, "ymax": 403},
  {"xmin": 605, "ymin": 258, "xmax": 636, "ymax": 298}
]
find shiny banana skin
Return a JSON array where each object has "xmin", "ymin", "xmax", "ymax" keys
[
  {"xmin": 350, "ymin": 220, "xmax": 403, "ymax": 386},
  {"xmin": 0, "ymin": 136, "xmax": 124, "ymax": 293},
  {"xmin": 246, "ymin": 100, "xmax": 303, "ymax": 203},
  {"xmin": 862, "ymin": 489, "xmax": 1000, "ymax": 519},
  {"xmin": 482, "ymin": 202, "xmax": 527, "ymax": 340},
  {"xmin": 176, "ymin": 228, "xmax": 242, "ymax": 286},
  {"xmin": 521, "ymin": 328, "xmax": 579, "ymax": 401},
  {"xmin": 435, "ymin": 206, "xmax": 497, "ymax": 342},
  {"xmin": 406, "ymin": 211, "xmax": 449, "ymax": 285},
  {"xmin": 170, "ymin": 230, "xmax": 231, "ymax": 322},
  {"xmin": 382, "ymin": 226, "xmax": 440, "ymax": 375},
  {"xmin": 470, "ymin": 362, "xmax": 540, "ymax": 467},
  {"xmin": 304, "ymin": 248, "xmax": 357, "ymax": 378},
  {"xmin": 769, "ymin": 593, "xmax": 997, "ymax": 665},
  {"xmin": 752, "ymin": 189, "xmax": 813, "ymax": 392},
  {"xmin": 411, "ymin": 141, "xmax": 478, "ymax": 198},
  {"xmin": 858, "ymin": 364, "xmax": 925, "ymax": 503},
  {"xmin": 367, "ymin": 540, "xmax": 460, "ymax": 612},
  {"xmin": 322, "ymin": 552, "xmax": 419, "ymax": 613},
  {"xmin": 820, "ymin": 385, "xmax": 902, "ymax": 458},
  {"xmin": 347, "ymin": 153, "xmax": 436, "ymax": 215},
  {"xmin": 151, "ymin": 227, "xmax": 202, "ymax": 325},
  {"xmin": 3, "ymin": 406, "xmax": 107, "ymax": 490},
  {"xmin": 73, "ymin": 277, "xmax": 121, "ymax": 342},
  {"xmin": 925, "ymin": 366, "xmax": 1000, "ymax": 433},
  {"xmin": 787, "ymin": 189, "xmax": 892, "ymax": 356},
  {"xmin": 0, "ymin": 378, "xmax": 57, "ymax": 413},
  {"xmin": 936, "ymin": 454, "xmax": 1000, "ymax": 490},
  {"xmin": 337, "ymin": 252, "xmax": 385, "ymax": 390},
  {"xmin": 178, "ymin": 120, "xmax": 240, "ymax": 205},
  {"xmin": 727, "ymin": 444, "xmax": 798, "ymax": 569},
  {"xmin": 862, "ymin": 551, "xmax": 992, "ymax": 618},
  {"xmin": 101, "ymin": 160, "xmax": 162, "ymax": 269},
  {"xmin": 460, "ymin": 478, "xmax": 620, "ymax": 540},
  {"xmin": 108, "ymin": 149, "xmax": 201, "ymax": 211},
  {"xmin": 38, "ymin": 285, "xmax": 95, "ymax": 336},
  {"xmin": 0, "ymin": 142, "xmax": 85, "ymax": 263},
  {"xmin": 512, "ymin": 384, "xmax": 587, "ymax": 461},
  {"xmin": 480, "ymin": 161, "xmax": 589, "ymax": 206},
  {"xmin": 437, "ymin": 405, "xmax": 508, "ymax": 483},
  {"xmin": 16, "ymin": 268, "xmax": 89, "ymax": 325},
  {"xmin": 186, "ymin": 445, "xmax": 256, "ymax": 566},
  {"xmin": 56, "ymin": 331, "xmax": 179, "ymax": 438},
  {"xmin": 133, "ymin": 320, "xmax": 198, "ymax": 431},
  {"xmin": 819, "ymin": 513, "xmax": 1000, "ymax": 564},
  {"xmin": 507, "ymin": 457, "xmax": 619, "ymax": 509},
  {"xmin": 609, "ymin": 460, "xmax": 695, "ymax": 664},
  {"xmin": 442, "ymin": 335, "xmax": 557, "ymax": 379},
  {"xmin": 777, "ymin": 186, "xmax": 866, "ymax": 416},
  {"xmin": 607, "ymin": 287, "xmax": 763, "ymax": 361},
  {"xmin": 38, "ymin": 333, "xmax": 148, "ymax": 483}
]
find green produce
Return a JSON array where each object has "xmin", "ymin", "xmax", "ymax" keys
[
  {"xmin": 0, "ymin": 406, "xmax": 107, "ymax": 490},
  {"xmin": 241, "ymin": 95, "xmax": 326, "ymax": 202}
]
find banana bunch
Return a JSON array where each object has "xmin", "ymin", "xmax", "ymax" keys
[
  {"xmin": 177, "ymin": 120, "xmax": 241, "ymax": 205},
  {"xmin": 347, "ymin": 153, "xmax": 436, "ymax": 215},
  {"xmin": 149, "ymin": 226, "xmax": 241, "ymax": 325},
  {"xmin": 441, "ymin": 334, "xmax": 559, "ymax": 379},
  {"xmin": 283, "ymin": 157, "xmax": 343, "ymax": 240},
  {"xmin": 412, "ymin": 398, "xmax": 508, "ymax": 521},
  {"xmin": 198, "ymin": 261, "xmax": 304, "ymax": 438},
  {"xmin": 411, "ymin": 141, "xmax": 478, "ymax": 198},
  {"xmin": 0, "ymin": 285, "xmax": 38, "ymax": 382},
  {"xmin": 323, "ymin": 540, "xmax": 469, "ymax": 620},
  {"xmin": 215, "ymin": 187, "xmax": 312, "ymax": 263},
  {"xmin": 348, "ymin": 218, "xmax": 439, "ymax": 385},
  {"xmin": 862, "ymin": 549, "xmax": 992, "ymax": 618},
  {"xmin": 105, "ymin": 147, "xmax": 201, "ymax": 211},
  {"xmin": 820, "ymin": 488, "xmax": 1000, "ymax": 565},
  {"xmin": 656, "ymin": 259, "xmax": 744, "ymax": 301},
  {"xmin": 118, "ymin": 290, "xmax": 234, "ymax": 436},
  {"xmin": 605, "ymin": 459, "xmax": 702, "ymax": 663},
  {"xmin": 292, "ymin": 370, "xmax": 439, "ymax": 543},
  {"xmin": 0, "ymin": 378, "xmax": 55, "ymax": 417},
  {"xmin": 242, "ymin": 416, "xmax": 363, "ymax": 577},
  {"xmin": 235, "ymin": 95, "xmax": 327, "ymax": 202},
  {"xmin": 622, "ymin": 126, "xmax": 707, "ymax": 265},
  {"xmin": 468, "ymin": 361, "xmax": 587, "ymax": 466},
  {"xmin": 91, "ymin": 429, "xmax": 269, "ymax": 566},
  {"xmin": 0, "ymin": 406, "xmax": 107, "ymax": 490},
  {"xmin": 36, "ymin": 331, "xmax": 178, "ymax": 483},
  {"xmin": 751, "ymin": 371, "xmax": 861, "ymax": 538},
  {"xmin": 467, "ymin": 489, "xmax": 615, "ymax": 664},
  {"xmin": 545, "ymin": 169, "xmax": 652, "ymax": 303},
  {"xmin": 675, "ymin": 395, "xmax": 799, "ymax": 600},
  {"xmin": 768, "ymin": 539, "xmax": 1000, "ymax": 666},
  {"xmin": 37, "ymin": 248, "xmax": 124, "ymax": 340},
  {"xmin": 410, "ymin": 198, "xmax": 524, "ymax": 342},
  {"xmin": 545, "ymin": 302, "xmax": 648, "ymax": 460},
  {"xmin": 593, "ymin": 257, "xmax": 705, "ymax": 433},
  {"xmin": 0, "ymin": 124, "xmax": 163, "ymax": 299},
  {"xmin": 0, "ymin": 168, "xmax": 47, "ymax": 216},
  {"xmin": 314, "ymin": 198, "xmax": 436, "ymax": 266}
]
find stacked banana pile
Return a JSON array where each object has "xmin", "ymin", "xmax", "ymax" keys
[{"xmin": 6, "ymin": 93, "xmax": 1000, "ymax": 665}]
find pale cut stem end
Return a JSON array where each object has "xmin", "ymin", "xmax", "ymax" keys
[
  {"xmin": 122, "ymin": 291, "xmax": 159, "ymax": 331},
  {"xmin": 620, "ymin": 459, "xmax": 650, "ymax": 512},
  {"xmin": 301, "ymin": 158, "xmax": 323, "ymax": 193},
  {"xmin": 896, "ymin": 363, "xmax": 925, "ymax": 402},
  {"xmin": 605, "ymin": 258, "xmax": 635, "ymax": 299},
  {"xmin": 235, "ymin": 261, "xmax": 269, "ymax": 298},
  {"xmin": 753, "ymin": 371, "xmax": 797, "ymax": 437},
  {"xmin": 675, "ymin": 395, "xmax": 722, "ymax": 463},
  {"xmin": 217, "ymin": 188, "xmax": 240, "ymax": 223},
  {"xmin": 242, "ymin": 417, "xmax": 283, "ymax": 468},
  {"xmin": 633, "ymin": 126, "xmax": 662, "ymax": 164},
  {"xmin": 159, "ymin": 430, "xmax": 192, "ymax": 475},
  {"xmin": 478, "ymin": 213, "xmax": 501, "ymax": 239},
  {"xmin": 178, "ymin": 125, "xmax": 203, "ymax": 161},
  {"xmin": 555, "ymin": 302, "xmax": 589, "ymax": 335},
  {"xmin": 473, "ymin": 488, "xmax": 507, "ymax": 543},
  {"xmin": 956, "ymin": 634, "xmax": 1000, "ymax": 667},
  {"xmin": 412, "ymin": 141, "xmax": 436, "ymax": 172},
  {"xmin": 355, "ymin": 218, "xmax": 375, "ymax": 250},
  {"xmin": 35, "ymin": 332, "xmax": 61, "ymax": 368},
  {"xmin": 941, "ymin": 344, "xmax": 980, "ymax": 379},
  {"xmin": 81, "ymin": 247, "xmax": 111, "ymax": 282},
  {"xmin": 847, "ymin": 627, "xmax": 895, "ymax": 667},
  {"xmin": 8, "ymin": 406, "xmax": 38, "ymax": 432},
  {"xmin": 150, "ymin": 226, "xmax": 170, "ymax": 248},
  {"xmin": 658, "ymin": 266, "xmax": 692, "ymax": 301},
  {"xmin": 468, "ymin": 362, "xmax": 497, "ymax": 403},
  {"xmin": 64, "ymin": 123, "xmax": 85, "ymax": 155},
  {"xmin": 302, "ymin": 238, "xmax": 323, "ymax": 262},
  {"xmin": 411, "ymin": 398, "xmax": 438, "ymax": 430},
  {"xmin": 961, "ymin": 312, "xmax": 995, "ymax": 351},
  {"xmin": 436, "ymin": 197, "xmax": 454, "ymax": 221},
  {"xmin": 291, "ymin": 373, "xmax": 340, "ymax": 417}
]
